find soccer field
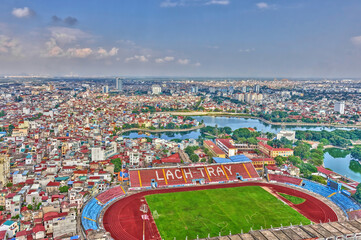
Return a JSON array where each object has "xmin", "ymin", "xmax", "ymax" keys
[{"xmin": 145, "ymin": 186, "xmax": 311, "ymax": 239}]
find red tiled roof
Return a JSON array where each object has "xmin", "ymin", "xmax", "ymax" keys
[
  {"xmin": 161, "ymin": 153, "xmax": 181, "ymax": 163},
  {"xmin": 46, "ymin": 182, "xmax": 60, "ymax": 187},
  {"xmin": 316, "ymin": 166, "xmax": 334, "ymax": 176}
]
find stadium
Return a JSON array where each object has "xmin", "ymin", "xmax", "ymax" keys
[{"xmin": 80, "ymin": 158, "xmax": 361, "ymax": 240}]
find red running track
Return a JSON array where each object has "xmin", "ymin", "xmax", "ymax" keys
[{"xmin": 103, "ymin": 182, "xmax": 338, "ymax": 240}]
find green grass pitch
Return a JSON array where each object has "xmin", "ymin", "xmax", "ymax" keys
[{"xmin": 145, "ymin": 186, "xmax": 311, "ymax": 239}]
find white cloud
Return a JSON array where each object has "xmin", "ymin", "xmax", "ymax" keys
[
  {"xmin": 48, "ymin": 27, "xmax": 91, "ymax": 46},
  {"xmin": 178, "ymin": 58, "xmax": 190, "ymax": 65},
  {"xmin": 194, "ymin": 62, "xmax": 201, "ymax": 67},
  {"xmin": 66, "ymin": 48, "xmax": 93, "ymax": 58},
  {"xmin": 97, "ymin": 47, "xmax": 119, "ymax": 57},
  {"xmin": 205, "ymin": 0, "xmax": 230, "ymax": 5},
  {"xmin": 256, "ymin": 2, "xmax": 269, "ymax": 9},
  {"xmin": 125, "ymin": 55, "xmax": 149, "ymax": 63},
  {"xmin": 12, "ymin": 7, "xmax": 36, "ymax": 18},
  {"xmin": 155, "ymin": 56, "xmax": 175, "ymax": 63},
  {"xmin": 0, "ymin": 35, "xmax": 22, "ymax": 56},
  {"xmin": 351, "ymin": 36, "xmax": 361, "ymax": 46},
  {"xmin": 44, "ymin": 38, "xmax": 118, "ymax": 59},
  {"xmin": 160, "ymin": 0, "xmax": 181, "ymax": 7}
]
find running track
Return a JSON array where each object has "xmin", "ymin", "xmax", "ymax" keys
[{"xmin": 102, "ymin": 182, "xmax": 338, "ymax": 240}]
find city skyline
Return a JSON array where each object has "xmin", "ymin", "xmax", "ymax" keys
[{"xmin": 1, "ymin": 0, "xmax": 361, "ymax": 78}]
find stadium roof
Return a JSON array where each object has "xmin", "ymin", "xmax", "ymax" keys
[
  {"xmin": 212, "ymin": 157, "xmax": 232, "ymax": 163},
  {"xmin": 229, "ymin": 155, "xmax": 251, "ymax": 163}
]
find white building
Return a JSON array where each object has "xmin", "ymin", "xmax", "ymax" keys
[
  {"xmin": 91, "ymin": 142, "xmax": 117, "ymax": 162},
  {"xmin": 152, "ymin": 85, "xmax": 162, "ymax": 95},
  {"xmin": 91, "ymin": 147, "xmax": 104, "ymax": 162},
  {"xmin": 129, "ymin": 151, "xmax": 141, "ymax": 165},
  {"xmin": 115, "ymin": 78, "xmax": 123, "ymax": 91},
  {"xmin": 334, "ymin": 101, "xmax": 345, "ymax": 114},
  {"xmin": 102, "ymin": 85, "xmax": 109, "ymax": 93},
  {"xmin": 277, "ymin": 130, "xmax": 296, "ymax": 142}
]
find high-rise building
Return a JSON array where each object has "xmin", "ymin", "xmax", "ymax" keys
[
  {"xmin": 115, "ymin": 78, "xmax": 122, "ymax": 91},
  {"xmin": 152, "ymin": 85, "xmax": 162, "ymax": 95},
  {"xmin": 0, "ymin": 152, "xmax": 10, "ymax": 187},
  {"xmin": 102, "ymin": 85, "xmax": 109, "ymax": 93},
  {"xmin": 254, "ymin": 84, "xmax": 260, "ymax": 93},
  {"xmin": 191, "ymin": 86, "xmax": 198, "ymax": 93},
  {"xmin": 334, "ymin": 101, "xmax": 345, "ymax": 114},
  {"xmin": 242, "ymin": 86, "xmax": 247, "ymax": 93}
]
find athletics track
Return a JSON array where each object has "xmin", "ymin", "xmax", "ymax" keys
[{"xmin": 102, "ymin": 182, "xmax": 338, "ymax": 240}]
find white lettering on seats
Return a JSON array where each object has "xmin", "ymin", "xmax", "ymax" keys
[
  {"xmin": 183, "ymin": 168, "xmax": 193, "ymax": 179},
  {"xmin": 166, "ymin": 170, "xmax": 174, "ymax": 180},
  {"xmin": 224, "ymin": 165, "xmax": 232, "ymax": 175},
  {"xmin": 207, "ymin": 167, "xmax": 216, "ymax": 176},
  {"xmin": 197, "ymin": 168, "xmax": 205, "ymax": 177},
  {"xmin": 217, "ymin": 166, "xmax": 225, "ymax": 175},
  {"xmin": 174, "ymin": 169, "xmax": 182, "ymax": 179},
  {"xmin": 155, "ymin": 171, "xmax": 164, "ymax": 181}
]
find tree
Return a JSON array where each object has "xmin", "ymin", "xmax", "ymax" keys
[
  {"xmin": 0, "ymin": 111, "xmax": 5, "ymax": 117},
  {"xmin": 27, "ymin": 204, "xmax": 33, "ymax": 210},
  {"xmin": 6, "ymin": 182, "xmax": 13, "ymax": 188},
  {"xmin": 189, "ymin": 154, "xmax": 199, "ymax": 162},
  {"xmin": 294, "ymin": 142, "xmax": 311, "ymax": 160},
  {"xmin": 288, "ymin": 156, "xmax": 302, "ymax": 165},
  {"xmin": 319, "ymin": 138, "xmax": 329, "ymax": 145},
  {"xmin": 274, "ymin": 156, "xmax": 286, "ymax": 166},
  {"xmin": 351, "ymin": 146, "xmax": 361, "ymax": 161},
  {"xmin": 354, "ymin": 183, "xmax": 361, "ymax": 204},
  {"xmin": 36, "ymin": 202, "xmax": 42, "ymax": 210},
  {"xmin": 311, "ymin": 175, "xmax": 327, "ymax": 185},
  {"xmin": 165, "ymin": 122, "xmax": 176, "ymax": 129},
  {"xmin": 59, "ymin": 186, "xmax": 70, "ymax": 193}
]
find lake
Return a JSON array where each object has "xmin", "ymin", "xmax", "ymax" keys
[
  {"xmin": 123, "ymin": 116, "xmax": 353, "ymax": 140},
  {"xmin": 121, "ymin": 116, "xmax": 361, "ymax": 182},
  {"xmin": 324, "ymin": 151, "xmax": 361, "ymax": 182}
]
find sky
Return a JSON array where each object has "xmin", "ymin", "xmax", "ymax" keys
[{"xmin": 0, "ymin": 0, "xmax": 361, "ymax": 78}]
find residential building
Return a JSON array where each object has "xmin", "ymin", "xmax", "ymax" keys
[
  {"xmin": 258, "ymin": 142, "xmax": 294, "ymax": 158},
  {"xmin": 0, "ymin": 153, "xmax": 10, "ymax": 187},
  {"xmin": 152, "ymin": 85, "xmax": 162, "ymax": 95},
  {"xmin": 334, "ymin": 101, "xmax": 345, "ymax": 114},
  {"xmin": 215, "ymin": 139, "xmax": 237, "ymax": 157},
  {"xmin": 203, "ymin": 140, "xmax": 226, "ymax": 158}
]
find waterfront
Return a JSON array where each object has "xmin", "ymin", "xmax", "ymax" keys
[
  {"xmin": 192, "ymin": 116, "xmax": 355, "ymax": 133},
  {"xmin": 324, "ymin": 151, "xmax": 361, "ymax": 182},
  {"xmin": 122, "ymin": 116, "xmax": 353, "ymax": 139},
  {"xmin": 121, "ymin": 116, "xmax": 361, "ymax": 182}
]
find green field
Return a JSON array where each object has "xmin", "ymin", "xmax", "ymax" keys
[
  {"xmin": 146, "ymin": 186, "xmax": 311, "ymax": 240},
  {"xmin": 279, "ymin": 193, "xmax": 306, "ymax": 205}
]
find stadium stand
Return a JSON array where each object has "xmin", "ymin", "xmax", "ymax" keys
[
  {"xmin": 268, "ymin": 174, "xmax": 303, "ymax": 185},
  {"xmin": 268, "ymin": 175, "xmax": 361, "ymax": 217},
  {"xmin": 81, "ymin": 186, "xmax": 126, "ymax": 231},
  {"xmin": 129, "ymin": 162, "xmax": 260, "ymax": 189}
]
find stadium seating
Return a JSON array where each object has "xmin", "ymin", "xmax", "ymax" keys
[
  {"xmin": 81, "ymin": 187, "xmax": 127, "ymax": 231},
  {"xmin": 268, "ymin": 174, "xmax": 302, "ymax": 185},
  {"xmin": 275, "ymin": 178, "xmax": 361, "ymax": 217},
  {"xmin": 129, "ymin": 163, "xmax": 260, "ymax": 188}
]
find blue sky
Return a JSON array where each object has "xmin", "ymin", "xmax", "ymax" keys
[{"xmin": 0, "ymin": 0, "xmax": 361, "ymax": 77}]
